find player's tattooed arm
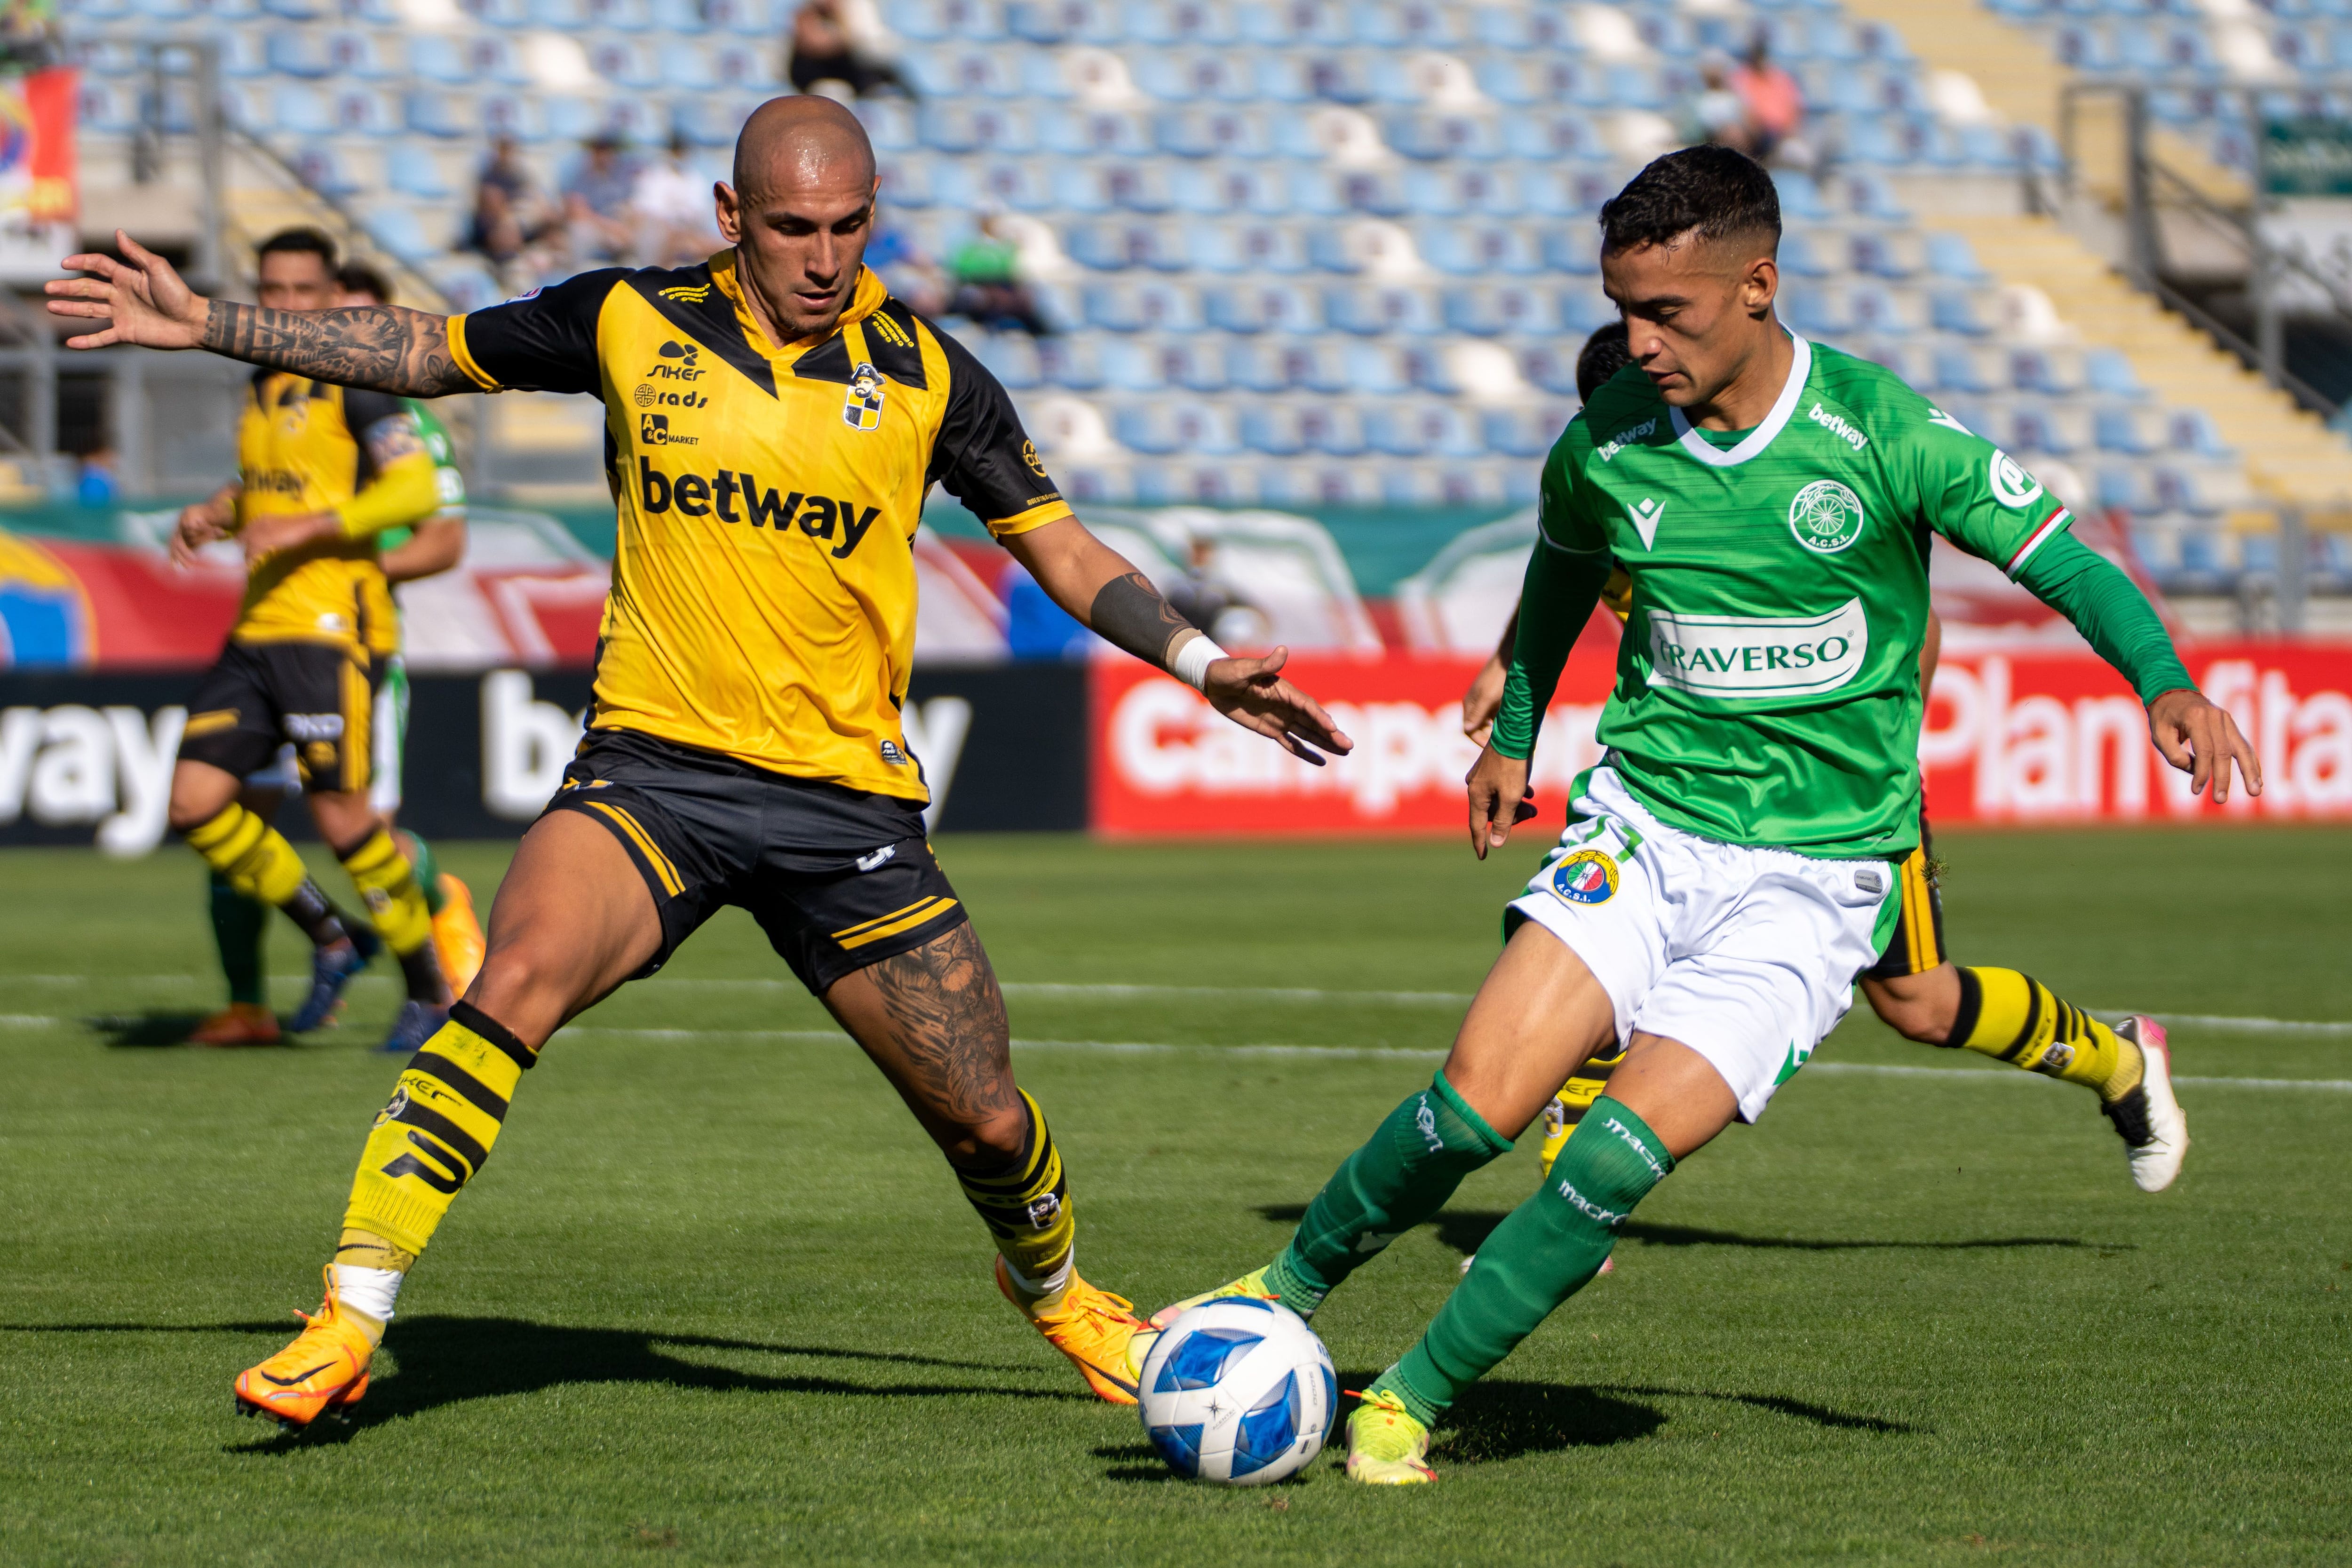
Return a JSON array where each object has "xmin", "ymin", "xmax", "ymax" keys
[
  {"xmin": 1087, "ymin": 569, "xmax": 1200, "ymax": 667},
  {"xmin": 201, "ymin": 303, "xmax": 472, "ymax": 396},
  {"xmin": 45, "ymin": 231, "xmax": 470, "ymax": 395}
]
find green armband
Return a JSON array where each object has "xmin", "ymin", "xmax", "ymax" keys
[{"xmin": 336, "ymin": 455, "xmax": 442, "ymax": 541}]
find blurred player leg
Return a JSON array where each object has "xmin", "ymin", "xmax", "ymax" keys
[
  {"xmin": 368, "ymin": 650, "xmax": 486, "ymax": 996},
  {"xmin": 191, "ymin": 752, "xmax": 307, "ymax": 1046},
  {"xmin": 1860, "ymin": 817, "xmax": 2187, "ymax": 1191}
]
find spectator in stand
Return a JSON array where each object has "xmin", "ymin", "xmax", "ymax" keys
[
  {"xmin": 947, "ymin": 209, "xmax": 1049, "ymax": 335},
  {"xmin": 563, "ymin": 134, "xmax": 638, "ymax": 264},
  {"xmin": 1685, "ymin": 49, "xmax": 1755, "ymax": 156},
  {"xmin": 630, "ymin": 132, "xmax": 721, "ymax": 268},
  {"xmin": 465, "ymin": 137, "xmax": 557, "ymax": 278},
  {"xmin": 786, "ymin": 0, "xmax": 914, "ymax": 98},
  {"xmin": 1732, "ymin": 34, "xmax": 1812, "ymax": 170}
]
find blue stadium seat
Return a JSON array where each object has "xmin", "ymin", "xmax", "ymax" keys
[
  {"xmin": 1415, "ymin": 222, "xmax": 1541, "ymax": 277},
  {"xmin": 1502, "ymin": 109, "xmax": 1605, "ymax": 162},
  {"xmin": 364, "ymin": 205, "xmax": 436, "ymax": 266},
  {"xmin": 1783, "ymin": 287, "xmax": 1852, "ymax": 338},
  {"xmin": 1772, "ymin": 170, "xmax": 1834, "ymax": 221},
  {"xmin": 408, "ymin": 35, "xmax": 473, "ymax": 85},
  {"xmin": 1239, "ymin": 0, "xmax": 1351, "ymax": 46},
  {"xmin": 2084, "ymin": 347, "xmax": 2147, "ymax": 399},
  {"xmin": 658, "ymin": 40, "xmax": 719, "ymax": 90},
  {"xmin": 1276, "ymin": 337, "xmax": 1351, "ymax": 393},
  {"xmin": 1517, "ymin": 342, "xmax": 1579, "ymax": 398},
  {"xmin": 1042, "ymin": 105, "xmax": 1154, "ymax": 157},
  {"xmin": 1168, "ymin": 162, "xmax": 1288, "ymax": 216},
  {"xmin": 1480, "ymin": 406, "xmax": 1566, "ymax": 460},
  {"xmin": 1340, "ymin": 340, "xmax": 1412, "ymax": 393},
  {"xmin": 1240, "ymin": 400, "xmax": 1308, "ymax": 456},
  {"xmin": 887, "ymin": 0, "xmax": 953, "ymax": 40},
  {"xmin": 1442, "ymin": 282, "xmax": 1554, "ymax": 337},
  {"xmin": 270, "ymin": 84, "xmax": 332, "ymax": 135},
  {"xmin": 1154, "ymin": 107, "xmax": 1273, "ymax": 158},
  {"xmin": 1384, "ymin": 111, "xmax": 1506, "ymax": 161},
  {"xmin": 1037, "ymin": 335, "xmax": 1106, "ymax": 390},
  {"xmin": 2166, "ymin": 407, "xmax": 2234, "ymax": 457},
  {"xmin": 291, "ymin": 144, "xmax": 362, "ymax": 197},
  {"xmin": 1324, "ymin": 283, "xmax": 1442, "ymax": 335},
  {"xmin": 1356, "ymin": 1, "xmax": 1463, "ymax": 48},
  {"xmin": 1923, "ymin": 231, "xmax": 1988, "ymax": 283},
  {"xmin": 1558, "ymin": 289, "xmax": 1617, "ymax": 335},
  {"xmin": 1159, "ymin": 339, "xmax": 1229, "ymax": 392},
  {"xmin": 1125, "ymin": 0, "xmax": 1237, "ymax": 44},
  {"xmin": 1303, "ymin": 402, "xmax": 1369, "ymax": 457},
  {"xmin": 1204, "ymin": 280, "xmax": 1323, "ymax": 334},
  {"xmin": 387, "ymin": 141, "xmax": 453, "ymax": 199},
  {"xmin": 2010, "ymin": 347, "xmax": 2083, "ymax": 396},
  {"xmin": 1777, "ymin": 231, "xmax": 1835, "ymax": 279},
  {"xmin": 1100, "ymin": 341, "xmax": 1168, "ymax": 393},
  {"xmin": 263, "ymin": 30, "xmax": 334, "ymax": 78},
  {"xmin": 2097, "ymin": 404, "xmax": 2163, "ymax": 455},
  {"xmin": 676, "ymin": 94, "xmax": 751, "ymax": 147}
]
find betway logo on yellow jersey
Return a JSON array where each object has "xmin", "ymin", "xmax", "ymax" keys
[
  {"xmin": 637, "ymin": 457, "xmax": 882, "ymax": 559},
  {"xmin": 1645, "ymin": 597, "xmax": 1869, "ymax": 701}
]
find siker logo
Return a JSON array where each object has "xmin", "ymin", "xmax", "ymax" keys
[
  {"xmin": 637, "ymin": 457, "xmax": 883, "ymax": 559},
  {"xmin": 1549, "ymin": 849, "xmax": 1618, "ymax": 905},
  {"xmin": 1788, "ymin": 478, "xmax": 1867, "ymax": 554},
  {"xmin": 639, "ymin": 412, "xmax": 696, "ymax": 447},
  {"xmin": 646, "ymin": 340, "xmax": 704, "ymax": 381}
]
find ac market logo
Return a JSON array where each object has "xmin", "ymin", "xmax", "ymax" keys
[
  {"xmin": 639, "ymin": 412, "xmax": 697, "ymax": 447},
  {"xmin": 1787, "ymin": 478, "xmax": 1866, "ymax": 555}
]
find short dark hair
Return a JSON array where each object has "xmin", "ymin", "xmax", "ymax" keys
[
  {"xmin": 256, "ymin": 227, "xmax": 338, "ymax": 269},
  {"xmin": 1575, "ymin": 320, "xmax": 1632, "ymax": 403},
  {"xmin": 335, "ymin": 261, "xmax": 393, "ymax": 304},
  {"xmin": 1598, "ymin": 145, "xmax": 1780, "ymax": 256}
]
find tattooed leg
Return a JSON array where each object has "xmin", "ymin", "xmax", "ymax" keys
[{"xmin": 821, "ymin": 922, "xmax": 1028, "ymax": 1163}]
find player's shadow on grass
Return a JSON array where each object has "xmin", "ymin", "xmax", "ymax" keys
[
  {"xmin": 1258, "ymin": 1208, "xmax": 2104, "ymax": 1259},
  {"xmin": 0, "ymin": 1317, "xmax": 1086, "ymax": 1449},
  {"xmin": 87, "ymin": 1011, "xmax": 287, "ymax": 1049}
]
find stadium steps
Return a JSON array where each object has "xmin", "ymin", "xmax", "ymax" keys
[
  {"xmin": 1838, "ymin": 0, "xmax": 2246, "ymax": 208},
  {"xmin": 1939, "ymin": 211, "xmax": 2352, "ymax": 518}
]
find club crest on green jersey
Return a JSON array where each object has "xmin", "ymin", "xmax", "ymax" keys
[
  {"xmin": 1989, "ymin": 449, "xmax": 2044, "ymax": 509},
  {"xmin": 1787, "ymin": 479, "xmax": 1866, "ymax": 554}
]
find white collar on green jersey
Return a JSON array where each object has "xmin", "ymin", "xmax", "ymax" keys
[{"xmin": 1667, "ymin": 331, "xmax": 1812, "ymax": 468}]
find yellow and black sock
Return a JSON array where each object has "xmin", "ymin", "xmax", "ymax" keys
[
  {"xmin": 343, "ymin": 1000, "xmax": 535, "ymax": 1257},
  {"xmin": 339, "ymin": 828, "xmax": 441, "ymax": 1000},
  {"xmin": 1537, "ymin": 1043, "xmax": 1628, "ymax": 1177},
  {"xmin": 184, "ymin": 801, "xmax": 347, "ymax": 947},
  {"xmin": 953, "ymin": 1090, "xmax": 1077, "ymax": 1302},
  {"xmin": 1949, "ymin": 966, "xmax": 2144, "ymax": 1104}
]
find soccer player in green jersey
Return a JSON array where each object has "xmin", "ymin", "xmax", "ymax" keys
[
  {"xmin": 1465, "ymin": 322, "xmax": 2179, "ymax": 1197},
  {"xmin": 1158, "ymin": 148, "xmax": 2259, "ymax": 1485}
]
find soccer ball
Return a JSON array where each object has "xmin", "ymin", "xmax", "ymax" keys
[{"xmin": 1136, "ymin": 1298, "xmax": 1337, "ymax": 1485}]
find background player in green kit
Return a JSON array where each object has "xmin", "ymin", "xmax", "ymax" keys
[
  {"xmin": 186, "ymin": 263, "xmax": 484, "ymax": 1045},
  {"xmin": 1157, "ymin": 148, "xmax": 2261, "ymax": 1486}
]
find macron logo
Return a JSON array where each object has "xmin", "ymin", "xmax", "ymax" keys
[
  {"xmin": 1624, "ymin": 496, "xmax": 1665, "ymax": 550},
  {"xmin": 1809, "ymin": 402, "xmax": 1868, "ymax": 451}
]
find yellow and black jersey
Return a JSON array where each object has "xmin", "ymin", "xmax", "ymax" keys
[
  {"xmin": 446, "ymin": 255, "xmax": 1069, "ymax": 802},
  {"xmin": 233, "ymin": 375, "xmax": 415, "ymax": 657}
]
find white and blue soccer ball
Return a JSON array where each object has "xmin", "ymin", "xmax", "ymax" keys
[{"xmin": 1137, "ymin": 1297, "xmax": 1337, "ymax": 1485}]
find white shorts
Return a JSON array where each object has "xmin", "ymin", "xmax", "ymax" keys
[{"xmin": 1507, "ymin": 766, "xmax": 1901, "ymax": 1124}]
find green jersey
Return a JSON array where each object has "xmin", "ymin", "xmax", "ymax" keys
[
  {"xmin": 378, "ymin": 398, "xmax": 468, "ymax": 555},
  {"xmin": 1536, "ymin": 335, "xmax": 2076, "ymax": 859}
]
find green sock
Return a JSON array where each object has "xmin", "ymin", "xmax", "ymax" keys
[
  {"xmin": 1263, "ymin": 1071, "xmax": 1513, "ymax": 1316},
  {"xmin": 1377, "ymin": 1096, "xmax": 1674, "ymax": 1427},
  {"xmin": 207, "ymin": 870, "xmax": 269, "ymax": 1008},
  {"xmin": 404, "ymin": 832, "xmax": 448, "ymax": 916}
]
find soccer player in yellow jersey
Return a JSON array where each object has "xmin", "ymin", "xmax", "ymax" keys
[
  {"xmin": 184, "ymin": 255, "xmax": 486, "ymax": 1049},
  {"xmin": 160, "ymin": 228, "xmax": 456, "ymax": 1056},
  {"xmin": 1460, "ymin": 323, "xmax": 2184, "ymax": 1196},
  {"xmin": 51, "ymin": 96, "xmax": 1353, "ymax": 1427}
]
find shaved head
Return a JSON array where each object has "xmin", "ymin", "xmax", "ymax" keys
[
  {"xmin": 732, "ymin": 95, "xmax": 875, "ymax": 203},
  {"xmin": 717, "ymin": 95, "xmax": 883, "ymax": 344}
]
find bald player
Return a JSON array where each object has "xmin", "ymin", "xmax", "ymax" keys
[{"xmin": 52, "ymin": 95, "xmax": 1354, "ymax": 1431}]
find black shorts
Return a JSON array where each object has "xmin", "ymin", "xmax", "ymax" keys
[
  {"xmin": 178, "ymin": 639, "xmax": 380, "ymax": 794},
  {"xmin": 1863, "ymin": 813, "xmax": 1947, "ymax": 981},
  {"xmin": 546, "ymin": 726, "xmax": 968, "ymax": 994}
]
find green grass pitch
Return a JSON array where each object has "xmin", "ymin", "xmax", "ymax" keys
[{"xmin": 2, "ymin": 827, "xmax": 2349, "ymax": 1566}]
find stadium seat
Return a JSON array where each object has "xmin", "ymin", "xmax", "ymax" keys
[
  {"xmin": 1303, "ymin": 402, "xmax": 1370, "ymax": 457},
  {"xmin": 1341, "ymin": 340, "xmax": 1413, "ymax": 394},
  {"xmin": 387, "ymin": 141, "xmax": 454, "ymax": 199}
]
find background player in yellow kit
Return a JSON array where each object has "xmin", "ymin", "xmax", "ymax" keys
[
  {"xmin": 163, "ymin": 229, "xmax": 454, "ymax": 1055},
  {"xmin": 183, "ymin": 254, "xmax": 485, "ymax": 1046},
  {"xmin": 51, "ymin": 96, "xmax": 1351, "ymax": 1429},
  {"xmin": 1462, "ymin": 323, "xmax": 2182, "ymax": 1197}
]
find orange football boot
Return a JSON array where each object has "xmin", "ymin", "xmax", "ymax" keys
[
  {"xmin": 188, "ymin": 1003, "xmax": 281, "ymax": 1047},
  {"xmin": 995, "ymin": 1256, "xmax": 1146, "ymax": 1406},
  {"xmin": 232, "ymin": 1266, "xmax": 376, "ymax": 1430},
  {"xmin": 431, "ymin": 873, "xmax": 486, "ymax": 996}
]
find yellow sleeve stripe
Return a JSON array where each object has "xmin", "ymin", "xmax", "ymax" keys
[
  {"xmin": 986, "ymin": 498, "xmax": 1073, "ymax": 538},
  {"xmin": 183, "ymin": 709, "xmax": 239, "ymax": 738},
  {"xmin": 585, "ymin": 801, "xmax": 684, "ymax": 898},
  {"xmin": 445, "ymin": 315, "xmax": 501, "ymax": 392},
  {"xmin": 833, "ymin": 895, "xmax": 959, "ymax": 948}
]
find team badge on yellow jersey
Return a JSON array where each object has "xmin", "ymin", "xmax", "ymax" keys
[{"xmin": 844, "ymin": 361, "xmax": 886, "ymax": 432}]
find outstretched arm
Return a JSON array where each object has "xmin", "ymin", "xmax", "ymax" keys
[
  {"xmin": 2014, "ymin": 530, "xmax": 2259, "ymax": 802},
  {"xmin": 44, "ymin": 231, "xmax": 473, "ymax": 396},
  {"xmin": 1002, "ymin": 516, "xmax": 1354, "ymax": 765}
]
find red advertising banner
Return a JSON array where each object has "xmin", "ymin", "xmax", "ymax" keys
[
  {"xmin": 23, "ymin": 67, "xmax": 78, "ymax": 224},
  {"xmin": 1091, "ymin": 638, "xmax": 2352, "ymax": 835}
]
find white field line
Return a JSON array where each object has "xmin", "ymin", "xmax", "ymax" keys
[
  {"xmin": 546, "ymin": 1027, "xmax": 2352, "ymax": 1089},
  {"xmin": 8, "ymin": 974, "xmax": 2350, "ymax": 1038}
]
